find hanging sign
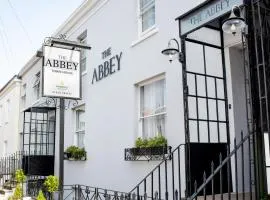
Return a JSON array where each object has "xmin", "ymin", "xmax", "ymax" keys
[
  {"xmin": 42, "ymin": 46, "xmax": 81, "ymax": 99},
  {"xmin": 177, "ymin": 0, "xmax": 244, "ymax": 36}
]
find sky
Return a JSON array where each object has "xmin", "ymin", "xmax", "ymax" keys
[{"xmin": 0, "ymin": 0, "xmax": 84, "ymax": 88}]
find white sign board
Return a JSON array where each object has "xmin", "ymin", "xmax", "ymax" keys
[
  {"xmin": 43, "ymin": 46, "xmax": 81, "ymax": 99},
  {"xmin": 179, "ymin": 0, "xmax": 243, "ymax": 36}
]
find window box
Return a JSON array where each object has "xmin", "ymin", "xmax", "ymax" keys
[
  {"xmin": 64, "ymin": 146, "xmax": 87, "ymax": 161},
  {"xmin": 124, "ymin": 145, "xmax": 172, "ymax": 161}
]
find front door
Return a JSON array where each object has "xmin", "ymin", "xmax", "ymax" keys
[{"xmin": 181, "ymin": 29, "xmax": 231, "ymax": 195}]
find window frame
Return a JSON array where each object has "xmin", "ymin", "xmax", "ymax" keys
[
  {"xmin": 74, "ymin": 105, "xmax": 85, "ymax": 148},
  {"xmin": 137, "ymin": 75, "xmax": 166, "ymax": 139},
  {"xmin": 21, "ymin": 83, "xmax": 27, "ymax": 108},
  {"xmin": 138, "ymin": 0, "xmax": 156, "ymax": 36},
  {"xmin": 78, "ymin": 31, "xmax": 87, "ymax": 75},
  {"xmin": 33, "ymin": 72, "xmax": 40, "ymax": 100},
  {"xmin": 0, "ymin": 105, "xmax": 3, "ymax": 127},
  {"xmin": 5, "ymin": 99, "xmax": 10, "ymax": 124}
]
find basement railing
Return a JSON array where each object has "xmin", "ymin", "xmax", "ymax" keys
[
  {"xmin": 188, "ymin": 132, "xmax": 256, "ymax": 200},
  {"xmin": 129, "ymin": 144, "xmax": 186, "ymax": 200}
]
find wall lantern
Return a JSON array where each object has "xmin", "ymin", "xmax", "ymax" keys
[
  {"xmin": 222, "ymin": 6, "xmax": 246, "ymax": 35},
  {"xmin": 161, "ymin": 38, "xmax": 183, "ymax": 63}
]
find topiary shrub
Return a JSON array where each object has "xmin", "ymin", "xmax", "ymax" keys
[
  {"xmin": 15, "ymin": 169, "xmax": 26, "ymax": 184},
  {"xmin": 44, "ymin": 175, "xmax": 59, "ymax": 193},
  {"xmin": 36, "ymin": 190, "xmax": 46, "ymax": 200},
  {"xmin": 13, "ymin": 185, "xmax": 23, "ymax": 200}
]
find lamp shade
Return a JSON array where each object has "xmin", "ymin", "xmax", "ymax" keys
[
  {"xmin": 161, "ymin": 48, "xmax": 179, "ymax": 56},
  {"xmin": 222, "ymin": 7, "xmax": 246, "ymax": 35}
]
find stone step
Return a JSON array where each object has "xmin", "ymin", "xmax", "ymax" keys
[{"xmin": 195, "ymin": 192, "xmax": 255, "ymax": 200}]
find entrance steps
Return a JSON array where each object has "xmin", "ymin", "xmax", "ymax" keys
[{"xmin": 195, "ymin": 192, "xmax": 256, "ymax": 200}]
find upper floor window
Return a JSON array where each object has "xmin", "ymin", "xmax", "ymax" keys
[
  {"xmin": 0, "ymin": 105, "xmax": 3, "ymax": 126},
  {"xmin": 139, "ymin": 77, "xmax": 166, "ymax": 138},
  {"xmin": 5, "ymin": 99, "xmax": 10, "ymax": 123},
  {"xmin": 139, "ymin": 0, "xmax": 155, "ymax": 34},
  {"xmin": 78, "ymin": 31, "xmax": 87, "ymax": 75},
  {"xmin": 33, "ymin": 72, "xmax": 40, "ymax": 100},
  {"xmin": 21, "ymin": 83, "xmax": 26, "ymax": 108}
]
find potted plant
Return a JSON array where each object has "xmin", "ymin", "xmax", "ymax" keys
[
  {"xmin": 64, "ymin": 146, "xmax": 87, "ymax": 160},
  {"xmin": 44, "ymin": 175, "xmax": 59, "ymax": 200},
  {"xmin": 133, "ymin": 134, "xmax": 168, "ymax": 155},
  {"xmin": 36, "ymin": 190, "xmax": 46, "ymax": 200}
]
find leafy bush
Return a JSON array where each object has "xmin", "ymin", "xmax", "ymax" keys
[
  {"xmin": 135, "ymin": 135, "xmax": 167, "ymax": 148},
  {"xmin": 135, "ymin": 137, "xmax": 148, "ymax": 148},
  {"xmin": 13, "ymin": 185, "xmax": 23, "ymax": 200},
  {"xmin": 148, "ymin": 135, "xmax": 167, "ymax": 147},
  {"xmin": 65, "ymin": 146, "xmax": 86, "ymax": 160},
  {"xmin": 0, "ymin": 189, "xmax": 5, "ymax": 195},
  {"xmin": 15, "ymin": 169, "xmax": 26, "ymax": 184},
  {"xmin": 36, "ymin": 190, "xmax": 46, "ymax": 200},
  {"xmin": 44, "ymin": 175, "xmax": 59, "ymax": 193}
]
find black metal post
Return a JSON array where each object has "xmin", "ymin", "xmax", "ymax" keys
[{"xmin": 59, "ymin": 98, "xmax": 65, "ymax": 200}]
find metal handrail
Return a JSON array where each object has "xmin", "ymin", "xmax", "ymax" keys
[
  {"xmin": 188, "ymin": 132, "xmax": 253, "ymax": 200},
  {"xmin": 129, "ymin": 143, "xmax": 185, "ymax": 193}
]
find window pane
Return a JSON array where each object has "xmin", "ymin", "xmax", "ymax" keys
[
  {"xmin": 141, "ymin": 79, "xmax": 165, "ymax": 117},
  {"xmin": 81, "ymin": 58, "xmax": 86, "ymax": 73},
  {"xmin": 140, "ymin": 78, "xmax": 166, "ymax": 138},
  {"xmin": 76, "ymin": 110, "xmax": 85, "ymax": 130},
  {"xmin": 143, "ymin": 114, "xmax": 165, "ymax": 138},
  {"xmin": 142, "ymin": 6, "xmax": 155, "ymax": 32},
  {"xmin": 77, "ymin": 131, "xmax": 85, "ymax": 148},
  {"xmin": 80, "ymin": 38, "xmax": 87, "ymax": 72},
  {"xmin": 141, "ymin": 0, "xmax": 154, "ymax": 8}
]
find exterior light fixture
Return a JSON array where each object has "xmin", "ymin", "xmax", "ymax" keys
[
  {"xmin": 222, "ymin": 6, "xmax": 246, "ymax": 35},
  {"xmin": 161, "ymin": 38, "xmax": 183, "ymax": 63}
]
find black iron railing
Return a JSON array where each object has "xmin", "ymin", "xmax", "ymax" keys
[
  {"xmin": 0, "ymin": 151, "xmax": 24, "ymax": 188},
  {"xmin": 58, "ymin": 185, "xmax": 131, "ymax": 200},
  {"xmin": 124, "ymin": 146, "xmax": 172, "ymax": 161},
  {"xmin": 188, "ymin": 132, "xmax": 256, "ymax": 200},
  {"xmin": 129, "ymin": 144, "xmax": 185, "ymax": 200}
]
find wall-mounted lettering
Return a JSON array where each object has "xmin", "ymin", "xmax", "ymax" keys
[{"xmin": 92, "ymin": 48, "xmax": 122, "ymax": 84}]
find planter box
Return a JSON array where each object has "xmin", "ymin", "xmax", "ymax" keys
[
  {"xmin": 124, "ymin": 146, "xmax": 171, "ymax": 161},
  {"xmin": 130, "ymin": 146, "xmax": 168, "ymax": 155},
  {"xmin": 64, "ymin": 152, "xmax": 87, "ymax": 161}
]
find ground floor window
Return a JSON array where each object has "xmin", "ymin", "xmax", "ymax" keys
[
  {"xmin": 75, "ymin": 106, "xmax": 85, "ymax": 148},
  {"xmin": 139, "ymin": 76, "xmax": 166, "ymax": 138}
]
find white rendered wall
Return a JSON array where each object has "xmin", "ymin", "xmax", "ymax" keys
[
  {"xmin": 0, "ymin": 78, "xmax": 21, "ymax": 156},
  {"xmin": 59, "ymin": 0, "xmax": 206, "ymax": 193}
]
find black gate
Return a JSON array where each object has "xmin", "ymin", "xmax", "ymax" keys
[
  {"xmin": 247, "ymin": 0, "xmax": 270, "ymax": 195},
  {"xmin": 181, "ymin": 27, "xmax": 231, "ymax": 195}
]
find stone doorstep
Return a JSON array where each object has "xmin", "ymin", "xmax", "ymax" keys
[{"xmin": 195, "ymin": 192, "xmax": 255, "ymax": 200}]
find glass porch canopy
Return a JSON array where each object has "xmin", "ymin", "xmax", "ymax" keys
[
  {"xmin": 176, "ymin": 0, "xmax": 245, "ymax": 37},
  {"xmin": 23, "ymin": 107, "xmax": 56, "ymax": 156}
]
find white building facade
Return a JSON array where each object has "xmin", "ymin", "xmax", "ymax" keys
[
  {"xmin": 1, "ymin": 0, "xmax": 270, "ymax": 199},
  {"xmin": 0, "ymin": 75, "xmax": 21, "ymax": 157}
]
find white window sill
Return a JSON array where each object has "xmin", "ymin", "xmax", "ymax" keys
[
  {"xmin": 81, "ymin": 71, "xmax": 87, "ymax": 77},
  {"xmin": 131, "ymin": 26, "xmax": 159, "ymax": 47}
]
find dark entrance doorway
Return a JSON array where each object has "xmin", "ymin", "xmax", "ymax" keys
[{"xmin": 181, "ymin": 27, "xmax": 231, "ymax": 195}]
